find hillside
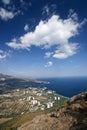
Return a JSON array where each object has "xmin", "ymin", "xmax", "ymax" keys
[
  {"xmin": 0, "ymin": 73, "xmax": 48, "ymax": 94},
  {"xmin": 0, "ymin": 73, "xmax": 87, "ymax": 130},
  {"xmin": 17, "ymin": 91, "xmax": 87, "ymax": 130}
]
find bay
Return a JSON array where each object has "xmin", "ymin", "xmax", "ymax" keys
[{"xmin": 39, "ymin": 77, "xmax": 87, "ymax": 97}]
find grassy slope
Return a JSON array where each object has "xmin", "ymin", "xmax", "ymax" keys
[
  {"xmin": 0, "ymin": 98, "xmax": 68, "ymax": 130},
  {"xmin": 0, "ymin": 111, "xmax": 45, "ymax": 130}
]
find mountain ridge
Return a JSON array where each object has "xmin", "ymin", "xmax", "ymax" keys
[{"xmin": 0, "ymin": 73, "xmax": 49, "ymax": 94}]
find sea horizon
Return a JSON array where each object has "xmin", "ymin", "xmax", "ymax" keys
[{"xmin": 38, "ymin": 77, "xmax": 87, "ymax": 98}]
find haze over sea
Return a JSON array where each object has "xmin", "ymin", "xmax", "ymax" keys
[{"xmin": 39, "ymin": 77, "xmax": 87, "ymax": 97}]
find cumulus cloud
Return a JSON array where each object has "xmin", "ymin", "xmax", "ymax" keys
[
  {"xmin": 53, "ymin": 43, "xmax": 79, "ymax": 59},
  {"xmin": 6, "ymin": 12, "xmax": 86, "ymax": 59},
  {"xmin": 24, "ymin": 24, "xmax": 29, "ymax": 31},
  {"xmin": 0, "ymin": 50, "xmax": 10, "ymax": 60},
  {"xmin": 0, "ymin": 8, "xmax": 16, "ymax": 21},
  {"xmin": 2, "ymin": 0, "xmax": 10, "ymax": 5},
  {"xmin": 45, "ymin": 61, "xmax": 53, "ymax": 67}
]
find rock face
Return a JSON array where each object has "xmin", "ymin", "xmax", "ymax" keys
[{"xmin": 18, "ymin": 92, "xmax": 87, "ymax": 130}]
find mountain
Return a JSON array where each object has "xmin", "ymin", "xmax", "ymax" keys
[
  {"xmin": 0, "ymin": 73, "xmax": 12, "ymax": 80},
  {"xmin": 18, "ymin": 91, "xmax": 87, "ymax": 130},
  {"xmin": 0, "ymin": 73, "xmax": 48, "ymax": 94}
]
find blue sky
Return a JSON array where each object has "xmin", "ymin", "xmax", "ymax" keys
[{"xmin": 0, "ymin": 0, "xmax": 87, "ymax": 78}]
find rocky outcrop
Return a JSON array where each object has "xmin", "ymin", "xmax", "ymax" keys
[{"xmin": 18, "ymin": 91, "xmax": 87, "ymax": 130}]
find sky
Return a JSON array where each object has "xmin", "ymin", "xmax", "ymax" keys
[{"xmin": 0, "ymin": 0, "xmax": 87, "ymax": 78}]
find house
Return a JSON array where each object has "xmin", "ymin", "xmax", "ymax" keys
[
  {"xmin": 47, "ymin": 102, "xmax": 53, "ymax": 108},
  {"xmin": 26, "ymin": 96, "xmax": 31, "ymax": 101},
  {"xmin": 41, "ymin": 105, "xmax": 45, "ymax": 110},
  {"xmin": 58, "ymin": 97, "xmax": 60, "ymax": 100},
  {"xmin": 38, "ymin": 101, "xmax": 40, "ymax": 106},
  {"xmin": 31, "ymin": 100, "xmax": 38, "ymax": 105},
  {"xmin": 54, "ymin": 96, "xmax": 57, "ymax": 100},
  {"xmin": 47, "ymin": 91, "xmax": 52, "ymax": 94},
  {"xmin": 37, "ymin": 93, "xmax": 42, "ymax": 96}
]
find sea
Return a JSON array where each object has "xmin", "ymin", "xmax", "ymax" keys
[{"xmin": 39, "ymin": 77, "xmax": 87, "ymax": 97}]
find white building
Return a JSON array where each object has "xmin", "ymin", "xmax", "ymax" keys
[
  {"xmin": 27, "ymin": 96, "xmax": 31, "ymax": 101},
  {"xmin": 16, "ymin": 89, "xmax": 19, "ymax": 92},
  {"xmin": 32, "ymin": 97, "xmax": 35, "ymax": 100},
  {"xmin": 50, "ymin": 102, "xmax": 53, "ymax": 107},
  {"xmin": 47, "ymin": 102, "xmax": 53, "ymax": 108},
  {"xmin": 37, "ymin": 93, "xmax": 42, "ymax": 96},
  {"xmin": 58, "ymin": 97, "xmax": 60, "ymax": 100},
  {"xmin": 47, "ymin": 91, "xmax": 52, "ymax": 94},
  {"xmin": 54, "ymin": 96, "xmax": 57, "ymax": 100},
  {"xmin": 41, "ymin": 107, "xmax": 45, "ymax": 110},
  {"xmin": 31, "ymin": 100, "xmax": 38, "ymax": 105},
  {"xmin": 41, "ymin": 105, "xmax": 45, "ymax": 110},
  {"xmin": 38, "ymin": 101, "xmax": 40, "ymax": 106}
]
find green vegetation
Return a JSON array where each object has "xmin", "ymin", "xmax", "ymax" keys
[
  {"xmin": 0, "ymin": 111, "xmax": 46, "ymax": 130},
  {"xmin": 0, "ymin": 98, "xmax": 68, "ymax": 130}
]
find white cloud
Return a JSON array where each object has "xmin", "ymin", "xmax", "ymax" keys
[
  {"xmin": 0, "ymin": 8, "xmax": 16, "ymax": 21},
  {"xmin": 42, "ymin": 4, "xmax": 57, "ymax": 16},
  {"xmin": 45, "ymin": 61, "xmax": 53, "ymax": 67},
  {"xmin": 42, "ymin": 5, "xmax": 50, "ymax": 15},
  {"xmin": 44, "ymin": 52, "xmax": 53, "ymax": 58},
  {"xmin": 0, "ymin": 50, "xmax": 10, "ymax": 60},
  {"xmin": 0, "ymin": 50, "xmax": 4, "ymax": 53},
  {"xmin": 2, "ymin": 0, "xmax": 10, "ymax": 5},
  {"xmin": 24, "ymin": 24, "xmax": 29, "ymax": 31},
  {"xmin": 53, "ymin": 43, "xmax": 78, "ymax": 59},
  {"xmin": 6, "ymin": 12, "xmax": 86, "ymax": 59},
  {"xmin": 0, "ymin": 55, "xmax": 6, "ymax": 59}
]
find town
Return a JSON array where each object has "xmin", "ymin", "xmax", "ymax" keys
[{"xmin": 0, "ymin": 87, "xmax": 67, "ymax": 117}]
